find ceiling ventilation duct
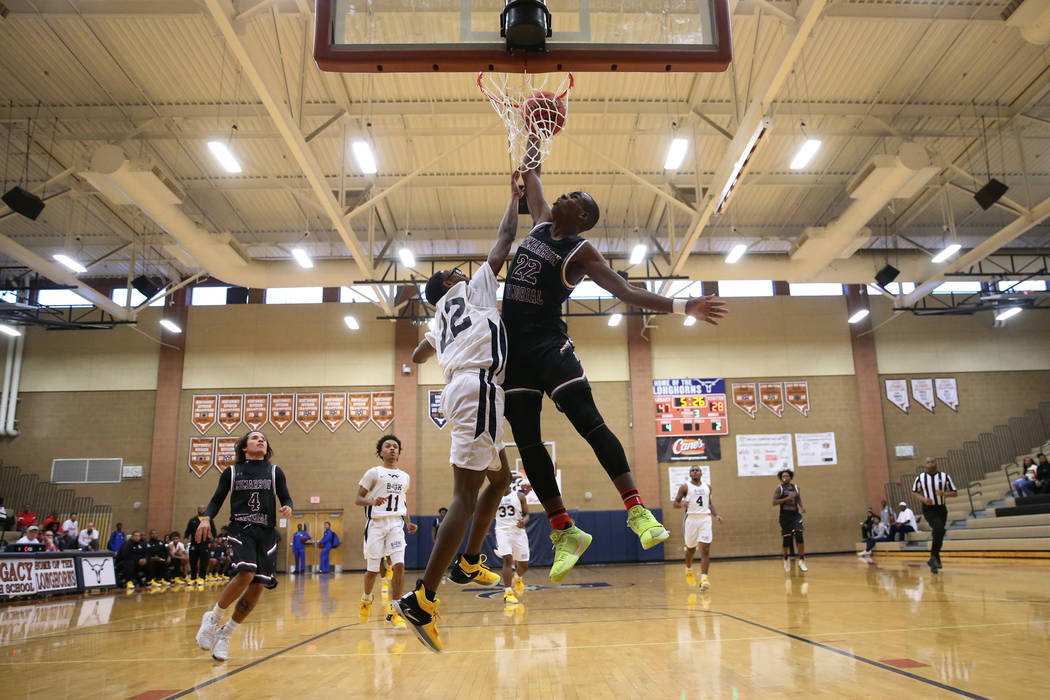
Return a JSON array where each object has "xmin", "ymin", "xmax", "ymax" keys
[
  {"xmin": 1003, "ymin": 0, "xmax": 1050, "ymax": 45},
  {"xmin": 81, "ymin": 145, "xmax": 368, "ymax": 288}
]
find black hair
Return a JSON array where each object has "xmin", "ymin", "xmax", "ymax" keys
[
  {"xmin": 580, "ymin": 193, "xmax": 600, "ymax": 231},
  {"xmin": 235, "ymin": 430, "xmax": 273, "ymax": 464},
  {"xmin": 777, "ymin": 469, "xmax": 794, "ymax": 480},
  {"xmin": 425, "ymin": 270, "xmax": 452, "ymax": 306},
  {"xmin": 438, "ymin": 507, "xmax": 448, "ymax": 514},
  {"xmin": 376, "ymin": 434, "xmax": 402, "ymax": 456}
]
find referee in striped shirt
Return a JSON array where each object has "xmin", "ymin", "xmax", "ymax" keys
[{"xmin": 912, "ymin": 457, "xmax": 957, "ymax": 573}]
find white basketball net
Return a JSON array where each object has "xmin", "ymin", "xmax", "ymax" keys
[{"xmin": 478, "ymin": 72, "xmax": 574, "ymax": 172}]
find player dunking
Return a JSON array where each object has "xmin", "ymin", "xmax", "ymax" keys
[
  {"xmin": 504, "ymin": 144, "xmax": 728, "ymax": 580},
  {"xmin": 773, "ymin": 469, "xmax": 807, "ymax": 572},
  {"xmin": 194, "ymin": 430, "xmax": 293, "ymax": 662},
  {"xmin": 395, "ymin": 173, "xmax": 521, "ymax": 652},
  {"xmin": 356, "ymin": 435, "xmax": 418, "ymax": 628},
  {"xmin": 494, "ymin": 482, "xmax": 530, "ymax": 604},
  {"xmin": 673, "ymin": 466, "xmax": 723, "ymax": 590}
]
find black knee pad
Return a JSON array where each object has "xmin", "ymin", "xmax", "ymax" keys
[
  {"xmin": 782, "ymin": 533, "xmax": 793, "ymax": 549},
  {"xmin": 794, "ymin": 531, "xmax": 804, "ymax": 546}
]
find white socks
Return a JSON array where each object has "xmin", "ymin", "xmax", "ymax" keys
[
  {"xmin": 212, "ymin": 603, "xmax": 224, "ymax": 618},
  {"xmin": 223, "ymin": 620, "xmax": 239, "ymax": 632}
]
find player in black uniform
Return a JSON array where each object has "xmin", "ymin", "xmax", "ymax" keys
[
  {"xmin": 505, "ymin": 146, "xmax": 728, "ymax": 581},
  {"xmin": 194, "ymin": 430, "xmax": 293, "ymax": 662},
  {"xmin": 773, "ymin": 469, "xmax": 807, "ymax": 572}
]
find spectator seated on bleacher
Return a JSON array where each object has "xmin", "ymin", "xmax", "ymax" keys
[
  {"xmin": 15, "ymin": 505, "xmax": 36, "ymax": 532},
  {"xmin": 168, "ymin": 533, "xmax": 190, "ymax": 581},
  {"xmin": 15, "ymin": 524, "xmax": 42, "ymax": 545},
  {"xmin": 0, "ymin": 497, "xmax": 8, "ymax": 533},
  {"xmin": 78, "ymin": 523, "xmax": 100, "ymax": 551},
  {"xmin": 107, "ymin": 523, "xmax": 125, "ymax": 552},
  {"xmin": 1035, "ymin": 453, "xmax": 1050, "ymax": 495},
  {"xmin": 891, "ymin": 502, "xmax": 918, "ymax": 541},
  {"xmin": 146, "ymin": 530, "xmax": 171, "ymax": 585},
  {"xmin": 60, "ymin": 513, "xmax": 79, "ymax": 549},
  {"xmin": 880, "ymin": 499, "xmax": 896, "ymax": 528},
  {"xmin": 116, "ymin": 531, "xmax": 150, "ymax": 588},
  {"xmin": 1013, "ymin": 457, "xmax": 1038, "ymax": 497},
  {"xmin": 41, "ymin": 512, "xmax": 60, "ymax": 534},
  {"xmin": 860, "ymin": 508, "xmax": 876, "ymax": 538},
  {"xmin": 41, "ymin": 530, "xmax": 59, "ymax": 552},
  {"xmin": 858, "ymin": 516, "xmax": 893, "ymax": 557}
]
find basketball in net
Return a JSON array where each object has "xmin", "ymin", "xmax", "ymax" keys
[{"xmin": 478, "ymin": 72, "xmax": 574, "ymax": 172}]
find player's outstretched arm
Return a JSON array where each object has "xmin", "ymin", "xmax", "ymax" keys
[
  {"xmin": 521, "ymin": 137, "xmax": 553, "ymax": 225},
  {"xmin": 487, "ymin": 172, "xmax": 524, "ymax": 275},
  {"xmin": 574, "ymin": 243, "xmax": 728, "ymax": 324},
  {"xmin": 412, "ymin": 338, "xmax": 436, "ymax": 364}
]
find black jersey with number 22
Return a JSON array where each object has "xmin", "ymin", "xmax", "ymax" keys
[{"xmin": 501, "ymin": 222, "xmax": 586, "ymax": 336}]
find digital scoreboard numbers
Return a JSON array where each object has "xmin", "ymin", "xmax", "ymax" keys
[{"xmin": 653, "ymin": 378, "xmax": 729, "ymax": 437}]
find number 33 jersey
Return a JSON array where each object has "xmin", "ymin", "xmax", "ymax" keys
[
  {"xmin": 425, "ymin": 264, "xmax": 508, "ymax": 384},
  {"xmin": 359, "ymin": 466, "xmax": 411, "ymax": 519}
]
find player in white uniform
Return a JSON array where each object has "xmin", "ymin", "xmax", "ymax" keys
[
  {"xmin": 673, "ymin": 466, "xmax": 723, "ymax": 590},
  {"xmin": 355, "ymin": 434, "xmax": 418, "ymax": 628},
  {"xmin": 494, "ymin": 483, "xmax": 530, "ymax": 604},
  {"xmin": 394, "ymin": 173, "xmax": 522, "ymax": 652}
]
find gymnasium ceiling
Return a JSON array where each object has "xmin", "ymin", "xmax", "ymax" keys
[{"xmin": 1, "ymin": 0, "xmax": 1050, "ymax": 318}]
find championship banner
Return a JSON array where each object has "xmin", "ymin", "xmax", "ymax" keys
[
  {"xmin": 215, "ymin": 437, "xmax": 238, "ymax": 470},
  {"xmin": 372, "ymin": 391, "xmax": 394, "ymax": 430},
  {"xmin": 885, "ymin": 379, "xmax": 909, "ymax": 413},
  {"xmin": 795, "ymin": 431, "xmax": 837, "ymax": 466},
  {"xmin": 758, "ymin": 382, "xmax": 784, "ymax": 418},
  {"xmin": 429, "ymin": 389, "xmax": 446, "ymax": 429},
  {"xmin": 244, "ymin": 394, "xmax": 269, "ymax": 431},
  {"xmin": 732, "ymin": 382, "xmax": 757, "ymax": 419},
  {"xmin": 217, "ymin": 394, "xmax": 244, "ymax": 433},
  {"xmin": 189, "ymin": 437, "xmax": 216, "ymax": 477},
  {"xmin": 322, "ymin": 393, "xmax": 347, "ymax": 432},
  {"xmin": 347, "ymin": 392, "xmax": 372, "ymax": 431},
  {"xmin": 736, "ymin": 433, "xmax": 793, "ymax": 477},
  {"xmin": 667, "ymin": 465, "xmax": 711, "ymax": 500},
  {"xmin": 784, "ymin": 381, "xmax": 810, "ymax": 417},
  {"xmin": 911, "ymin": 378, "xmax": 935, "ymax": 413},
  {"xmin": 0, "ymin": 557, "xmax": 78, "ymax": 597},
  {"xmin": 191, "ymin": 395, "xmax": 217, "ymax": 433},
  {"xmin": 295, "ymin": 393, "xmax": 321, "ymax": 432},
  {"xmin": 657, "ymin": 436, "xmax": 721, "ymax": 463},
  {"xmin": 935, "ymin": 377, "xmax": 959, "ymax": 411},
  {"xmin": 269, "ymin": 394, "xmax": 295, "ymax": 433}
]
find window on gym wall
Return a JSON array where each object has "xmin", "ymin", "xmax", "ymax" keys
[
  {"xmin": 789, "ymin": 283, "xmax": 843, "ymax": 296},
  {"xmin": 867, "ymin": 282, "xmax": 916, "ymax": 296},
  {"xmin": 111, "ymin": 288, "xmax": 164, "ymax": 307},
  {"xmin": 37, "ymin": 289, "xmax": 92, "ymax": 307},
  {"xmin": 664, "ymin": 280, "xmax": 704, "ymax": 297},
  {"xmin": 572, "ymin": 281, "xmax": 616, "ymax": 299},
  {"xmin": 717, "ymin": 280, "xmax": 774, "ymax": 297},
  {"xmin": 190, "ymin": 286, "xmax": 229, "ymax": 306},
  {"xmin": 339, "ymin": 285, "xmax": 395, "ymax": 303},
  {"xmin": 0, "ymin": 290, "xmax": 17, "ymax": 303},
  {"xmin": 932, "ymin": 281, "xmax": 982, "ymax": 294},
  {"xmin": 265, "ymin": 287, "xmax": 323, "ymax": 304},
  {"xmin": 998, "ymin": 280, "xmax": 1046, "ymax": 292}
]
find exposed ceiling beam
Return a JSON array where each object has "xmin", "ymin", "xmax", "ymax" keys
[{"xmin": 735, "ymin": 0, "xmax": 1003, "ymax": 23}]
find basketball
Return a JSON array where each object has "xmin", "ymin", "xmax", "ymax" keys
[{"xmin": 521, "ymin": 91, "xmax": 567, "ymax": 137}]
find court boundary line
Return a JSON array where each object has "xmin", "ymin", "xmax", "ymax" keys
[
  {"xmin": 164, "ymin": 623, "xmax": 353, "ymax": 699},
  {"xmin": 715, "ymin": 611, "xmax": 989, "ymax": 699}
]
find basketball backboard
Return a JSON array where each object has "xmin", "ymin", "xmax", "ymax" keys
[{"xmin": 314, "ymin": 0, "xmax": 731, "ymax": 73}]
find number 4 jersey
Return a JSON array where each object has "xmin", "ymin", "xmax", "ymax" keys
[
  {"xmin": 204, "ymin": 459, "xmax": 293, "ymax": 529},
  {"xmin": 424, "ymin": 264, "xmax": 508, "ymax": 384},
  {"xmin": 359, "ymin": 465, "xmax": 411, "ymax": 519}
]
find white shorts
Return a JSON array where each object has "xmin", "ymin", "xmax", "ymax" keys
[
  {"xmin": 684, "ymin": 515, "xmax": 713, "ymax": 547},
  {"xmin": 494, "ymin": 527, "xmax": 530, "ymax": 562},
  {"xmin": 363, "ymin": 517, "xmax": 405, "ymax": 570},
  {"xmin": 443, "ymin": 370, "xmax": 505, "ymax": 471}
]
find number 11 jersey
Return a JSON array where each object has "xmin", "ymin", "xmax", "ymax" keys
[
  {"xmin": 359, "ymin": 466, "xmax": 410, "ymax": 519},
  {"xmin": 424, "ymin": 264, "xmax": 508, "ymax": 384}
]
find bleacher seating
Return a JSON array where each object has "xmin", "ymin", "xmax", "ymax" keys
[{"xmin": 0, "ymin": 463, "xmax": 113, "ymax": 547}]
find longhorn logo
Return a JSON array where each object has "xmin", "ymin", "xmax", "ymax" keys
[
  {"xmin": 85, "ymin": 558, "xmax": 109, "ymax": 585},
  {"xmin": 693, "ymin": 379, "xmax": 721, "ymax": 393}
]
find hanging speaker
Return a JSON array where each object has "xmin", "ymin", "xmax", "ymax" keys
[
  {"xmin": 227, "ymin": 287, "xmax": 249, "ymax": 304},
  {"xmin": 974, "ymin": 179, "xmax": 1008, "ymax": 211},
  {"xmin": 874, "ymin": 264, "xmax": 900, "ymax": 289},
  {"xmin": 1, "ymin": 186, "xmax": 45, "ymax": 220},
  {"xmin": 131, "ymin": 275, "xmax": 161, "ymax": 300}
]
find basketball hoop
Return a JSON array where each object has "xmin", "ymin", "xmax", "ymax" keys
[{"xmin": 478, "ymin": 72, "xmax": 574, "ymax": 172}]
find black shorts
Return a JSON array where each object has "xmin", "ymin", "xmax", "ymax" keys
[
  {"xmin": 504, "ymin": 332, "xmax": 586, "ymax": 399},
  {"xmin": 226, "ymin": 523, "xmax": 278, "ymax": 589},
  {"xmin": 779, "ymin": 511, "xmax": 803, "ymax": 535}
]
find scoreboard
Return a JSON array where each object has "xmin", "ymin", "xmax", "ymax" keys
[{"xmin": 653, "ymin": 378, "xmax": 729, "ymax": 437}]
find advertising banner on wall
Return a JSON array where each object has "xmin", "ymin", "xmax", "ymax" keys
[
  {"xmin": 269, "ymin": 394, "xmax": 295, "ymax": 432},
  {"xmin": 189, "ymin": 437, "xmax": 215, "ymax": 477},
  {"xmin": 935, "ymin": 378, "xmax": 959, "ymax": 411},
  {"xmin": 372, "ymin": 391, "xmax": 395, "ymax": 430},
  {"xmin": 217, "ymin": 394, "xmax": 244, "ymax": 433},
  {"xmin": 0, "ymin": 558, "xmax": 79, "ymax": 597},
  {"xmin": 732, "ymin": 382, "xmax": 757, "ymax": 419},
  {"xmin": 322, "ymin": 393, "xmax": 347, "ymax": 432},
  {"xmin": 911, "ymin": 379, "xmax": 935, "ymax": 412},
  {"xmin": 736, "ymin": 433, "xmax": 793, "ymax": 477},
  {"xmin": 656, "ymin": 436, "xmax": 721, "ymax": 463},
  {"xmin": 429, "ymin": 390, "xmax": 446, "ymax": 429},
  {"xmin": 758, "ymin": 382, "xmax": 784, "ymax": 418},
  {"xmin": 795, "ymin": 432, "xmax": 838, "ymax": 466},
  {"xmin": 191, "ymin": 395, "xmax": 217, "ymax": 433},
  {"xmin": 347, "ymin": 393, "xmax": 372, "ymax": 431},
  {"xmin": 885, "ymin": 379, "xmax": 909, "ymax": 413},
  {"xmin": 784, "ymin": 381, "xmax": 810, "ymax": 417},
  {"xmin": 295, "ymin": 393, "xmax": 320, "ymax": 432}
]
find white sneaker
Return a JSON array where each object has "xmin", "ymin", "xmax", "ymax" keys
[
  {"xmin": 211, "ymin": 625, "xmax": 233, "ymax": 662},
  {"xmin": 798, "ymin": 559, "xmax": 808, "ymax": 572},
  {"xmin": 783, "ymin": 558, "xmax": 791, "ymax": 572},
  {"xmin": 195, "ymin": 610, "xmax": 221, "ymax": 651},
  {"xmin": 857, "ymin": 550, "xmax": 871, "ymax": 556}
]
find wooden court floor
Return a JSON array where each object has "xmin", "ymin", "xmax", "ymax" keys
[{"xmin": 5, "ymin": 555, "xmax": 1049, "ymax": 699}]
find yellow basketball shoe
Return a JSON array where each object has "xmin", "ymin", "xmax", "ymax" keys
[
  {"xmin": 513, "ymin": 575, "xmax": 525, "ymax": 598},
  {"xmin": 699, "ymin": 574, "xmax": 711, "ymax": 591},
  {"xmin": 549, "ymin": 524, "xmax": 592, "ymax": 583},
  {"xmin": 358, "ymin": 595, "xmax": 373, "ymax": 623},
  {"xmin": 503, "ymin": 589, "xmax": 519, "ymax": 605},
  {"xmin": 394, "ymin": 585, "xmax": 442, "ymax": 652},
  {"xmin": 627, "ymin": 505, "xmax": 670, "ymax": 550},
  {"xmin": 685, "ymin": 569, "xmax": 697, "ymax": 587},
  {"xmin": 447, "ymin": 553, "xmax": 500, "ymax": 586}
]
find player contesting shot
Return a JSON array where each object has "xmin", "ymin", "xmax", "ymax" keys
[
  {"xmin": 394, "ymin": 173, "xmax": 522, "ymax": 651},
  {"xmin": 194, "ymin": 430, "xmax": 293, "ymax": 662},
  {"xmin": 502, "ymin": 137, "xmax": 729, "ymax": 581}
]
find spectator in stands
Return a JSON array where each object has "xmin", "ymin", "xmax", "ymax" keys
[
  {"xmin": 42, "ymin": 512, "xmax": 60, "ymax": 534},
  {"xmin": 60, "ymin": 513, "xmax": 79, "ymax": 549},
  {"xmin": 0, "ymin": 497, "xmax": 7, "ymax": 533},
  {"xmin": 15, "ymin": 524, "xmax": 42, "ymax": 545},
  {"xmin": 169, "ymin": 532, "xmax": 190, "ymax": 581},
  {"xmin": 1035, "ymin": 453, "xmax": 1050, "ymax": 495},
  {"xmin": 15, "ymin": 505, "xmax": 36, "ymax": 532},
  {"xmin": 432, "ymin": 507, "xmax": 448, "ymax": 544},
  {"xmin": 860, "ymin": 508, "xmax": 876, "ymax": 538},
  {"xmin": 1013, "ymin": 457, "xmax": 1038, "ymax": 497},
  {"xmin": 880, "ymin": 500, "xmax": 896, "ymax": 527},
  {"xmin": 41, "ymin": 530, "xmax": 59, "ymax": 552},
  {"xmin": 147, "ymin": 529, "xmax": 171, "ymax": 585},
  {"xmin": 116, "ymin": 531, "xmax": 149, "ymax": 588},
  {"xmin": 78, "ymin": 523, "xmax": 100, "ymax": 551},
  {"xmin": 108, "ymin": 522, "xmax": 126, "ymax": 552},
  {"xmin": 892, "ymin": 501, "xmax": 918, "ymax": 541},
  {"xmin": 858, "ymin": 515, "xmax": 892, "ymax": 557}
]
